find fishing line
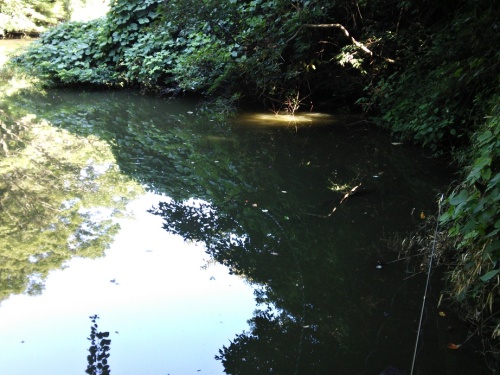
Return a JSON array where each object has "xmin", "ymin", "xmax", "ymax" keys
[
  {"xmin": 384, "ymin": 253, "xmax": 422, "ymax": 265},
  {"xmin": 362, "ymin": 280, "xmax": 408, "ymax": 374},
  {"xmin": 409, "ymin": 194, "xmax": 444, "ymax": 375},
  {"xmin": 262, "ymin": 209, "xmax": 306, "ymax": 375},
  {"xmin": 362, "ymin": 252, "xmax": 432, "ymax": 375}
]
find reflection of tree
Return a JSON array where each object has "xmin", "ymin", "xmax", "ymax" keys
[
  {"xmin": 86, "ymin": 315, "xmax": 112, "ymax": 375},
  {"xmin": 1, "ymin": 86, "xmax": 452, "ymax": 373},
  {"xmin": 151, "ymin": 194, "xmax": 422, "ymax": 374},
  {"xmin": 216, "ymin": 306, "xmax": 357, "ymax": 375},
  {"xmin": 0, "ymin": 113, "xmax": 142, "ymax": 301},
  {"xmin": 216, "ymin": 309, "xmax": 303, "ymax": 375},
  {"xmin": 149, "ymin": 196, "xmax": 365, "ymax": 374},
  {"xmin": 144, "ymin": 123, "xmax": 449, "ymax": 373}
]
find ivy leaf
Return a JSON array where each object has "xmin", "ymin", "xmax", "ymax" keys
[
  {"xmin": 476, "ymin": 130, "xmax": 493, "ymax": 145},
  {"xmin": 480, "ymin": 270, "xmax": 499, "ymax": 282},
  {"xmin": 449, "ymin": 189, "xmax": 468, "ymax": 206}
]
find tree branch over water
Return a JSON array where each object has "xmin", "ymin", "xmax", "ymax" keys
[{"xmin": 285, "ymin": 23, "xmax": 373, "ymax": 56}]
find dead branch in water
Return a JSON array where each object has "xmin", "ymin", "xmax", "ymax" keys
[{"xmin": 307, "ymin": 183, "xmax": 362, "ymax": 218}]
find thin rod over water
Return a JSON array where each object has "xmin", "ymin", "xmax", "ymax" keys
[{"xmin": 409, "ymin": 194, "xmax": 444, "ymax": 375}]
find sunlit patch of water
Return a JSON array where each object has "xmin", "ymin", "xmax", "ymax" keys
[{"xmin": 236, "ymin": 111, "xmax": 362, "ymax": 128}]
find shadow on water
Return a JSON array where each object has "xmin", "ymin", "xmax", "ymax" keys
[{"xmin": 0, "ymin": 86, "xmax": 489, "ymax": 374}]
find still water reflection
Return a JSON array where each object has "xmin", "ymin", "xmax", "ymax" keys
[
  {"xmin": 0, "ymin": 194, "xmax": 254, "ymax": 375},
  {"xmin": 0, "ymin": 86, "xmax": 486, "ymax": 374}
]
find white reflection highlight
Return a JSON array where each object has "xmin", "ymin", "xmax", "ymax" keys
[{"xmin": 0, "ymin": 193, "xmax": 255, "ymax": 375}]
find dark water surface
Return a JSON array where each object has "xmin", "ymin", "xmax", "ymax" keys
[{"xmin": 0, "ymin": 87, "xmax": 488, "ymax": 374}]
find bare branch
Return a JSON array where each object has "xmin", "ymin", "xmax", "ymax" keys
[{"xmin": 285, "ymin": 23, "xmax": 373, "ymax": 56}]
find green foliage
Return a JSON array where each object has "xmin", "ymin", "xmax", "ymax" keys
[
  {"xmin": 440, "ymin": 98, "xmax": 499, "ymax": 323},
  {"xmin": 11, "ymin": 0, "xmax": 374, "ymax": 104},
  {"xmin": 10, "ymin": 0, "xmax": 164, "ymax": 87},
  {"xmin": 120, "ymin": 29, "xmax": 174, "ymax": 89},
  {"xmin": 374, "ymin": 71, "xmax": 460, "ymax": 151},
  {"xmin": 363, "ymin": 0, "xmax": 499, "ymax": 153},
  {"xmin": 100, "ymin": 0, "xmax": 161, "ymax": 65},
  {"xmin": 12, "ymin": 19, "xmax": 115, "ymax": 85}
]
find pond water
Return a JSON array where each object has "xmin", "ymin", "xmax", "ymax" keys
[{"xmin": 0, "ymin": 76, "xmax": 489, "ymax": 372}]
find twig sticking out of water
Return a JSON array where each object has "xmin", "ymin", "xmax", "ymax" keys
[{"xmin": 306, "ymin": 183, "xmax": 362, "ymax": 218}]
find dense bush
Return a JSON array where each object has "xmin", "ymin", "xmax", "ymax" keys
[
  {"xmin": 12, "ymin": 0, "xmax": 374, "ymax": 105},
  {"xmin": 364, "ymin": 0, "xmax": 499, "ymax": 153},
  {"xmin": 440, "ymin": 98, "xmax": 500, "ymax": 340},
  {"xmin": 12, "ymin": 19, "xmax": 115, "ymax": 85}
]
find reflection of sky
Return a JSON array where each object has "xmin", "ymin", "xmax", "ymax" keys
[{"xmin": 0, "ymin": 193, "xmax": 255, "ymax": 375}]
